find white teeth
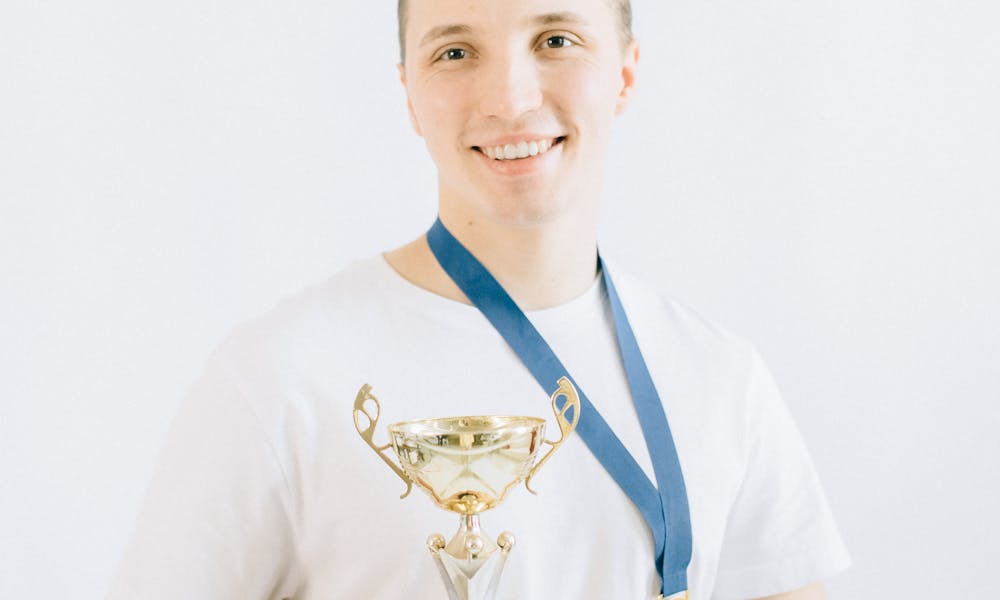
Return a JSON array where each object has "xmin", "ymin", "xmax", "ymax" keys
[{"xmin": 482, "ymin": 138, "xmax": 559, "ymax": 161}]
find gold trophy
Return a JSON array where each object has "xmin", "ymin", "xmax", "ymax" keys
[{"xmin": 353, "ymin": 377, "xmax": 581, "ymax": 600}]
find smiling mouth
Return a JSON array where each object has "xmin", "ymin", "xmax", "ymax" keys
[{"xmin": 473, "ymin": 137, "xmax": 566, "ymax": 161}]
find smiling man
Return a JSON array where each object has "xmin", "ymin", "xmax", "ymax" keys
[
  {"xmin": 387, "ymin": 1, "xmax": 633, "ymax": 311},
  {"xmin": 110, "ymin": 0, "xmax": 849, "ymax": 598}
]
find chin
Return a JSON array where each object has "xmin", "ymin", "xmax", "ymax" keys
[{"xmin": 477, "ymin": 190, "xmax": 576, "ymax": 230}]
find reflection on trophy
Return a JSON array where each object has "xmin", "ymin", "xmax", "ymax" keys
[{"xmin": 353, "ymin": 377, "xmax": 581, "ymax": 600}]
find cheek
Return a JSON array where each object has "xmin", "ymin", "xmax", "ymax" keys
[
  {"xmin": 413, "ymin": 78, "xmax": 467, "ymax": 144},
  {"xmin": 546, "ymin": 63, "xmax": 622, "ymax": 130}
]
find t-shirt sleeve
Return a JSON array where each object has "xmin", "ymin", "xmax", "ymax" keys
[
  {"xmin": 711, "ymin": 346, "xmax": 850, "ymax": 599},
  {"xmin": 107, "ymin": 352, "xmax": 300, "ymax": 600}
]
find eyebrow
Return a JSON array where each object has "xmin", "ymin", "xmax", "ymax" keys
[
  {"xmin": 417, "ymin": 12, "xmax": 589, "ymax": 48},
  {"xmin": 419, "ymin": 24, "xmax": 473, "ymax": 47},
  {"xmin": 530, "ymin": 11, "xmax": 588, "ymax": 27}
]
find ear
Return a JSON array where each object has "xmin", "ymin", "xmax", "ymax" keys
[
  {"xmin": 614, "ymin": 40, "xmax": 640, "ymax": 116},
  {"xmin": 398, "ymin": 63, "xmax": 423, "ymax": 137}
]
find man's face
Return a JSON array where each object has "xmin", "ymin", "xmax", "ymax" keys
[{"xmin": 400, "ymin": 0, "xmax": 638, "ymax": 228}]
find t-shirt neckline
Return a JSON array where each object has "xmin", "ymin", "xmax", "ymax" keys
[{"xmin": 373, "ymin": 253, "xmax": 606, "ymax": 321}]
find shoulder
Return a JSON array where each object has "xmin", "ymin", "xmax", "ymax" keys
[
  {"xmin": 206, "ymin": 256, "xmax": 397, "ymax": 393},
  {"xmin": 602, "ymin": 258, "xmax": 776, "ymax": 454},
  {"xmin": 604, "ymin": 259, "xmax": 760, "ymax": 373}
]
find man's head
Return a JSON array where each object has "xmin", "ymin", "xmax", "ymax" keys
[
  {"xmin": 397, "ymin": 0, "xmax": 640, "ymax": 229},
  {"xmin": 398, "ymin": 0, "xmax": 633, "ymax": 64}
]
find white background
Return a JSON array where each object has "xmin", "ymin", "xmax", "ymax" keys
[{"xmin": 2, "ymin": 0, "xmax": 998, "ymax": 598}]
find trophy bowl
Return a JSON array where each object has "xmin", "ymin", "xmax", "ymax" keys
[
  {"xmin": 353, "ymin": 378, "xmax": 580, "ymax": 600},
  {"xmin": 388, "ymin": 415, "xmax": 546, "ymax": 515}
]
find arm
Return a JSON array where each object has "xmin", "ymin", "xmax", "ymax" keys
[
  {"xmin": 712, "ymin": 345, "xmax": 850, "ymax": 599},
  {"xmin": 109, "ymin": 354, "xmax": 300, "ymax": 599},
  {"xmin": 754, "ymin": 581, "xmax": 827, "ymax": 600}
]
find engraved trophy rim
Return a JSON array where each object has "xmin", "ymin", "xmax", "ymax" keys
[{"xmin": 387, "ymin": 414, "xmax": 547, "ymax": 436}]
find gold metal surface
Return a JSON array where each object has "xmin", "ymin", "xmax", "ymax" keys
[
  {"xmin": 657, "ymin": 592, "xmax": 689, "ymax": 600},
  {"xmin": 525, "ymin": 376, "xmax": 581, "ymax": 494},
  {"xmin": 388, "ymin": 415, "xmax": 546, "ymax": 514},
  {"xmin": 353, "ymin": 379, "xmax": 581, "ymax": 511},
  {"xmin": 352, "ymin": 384, "xmax": 413, "ymax": 499}
]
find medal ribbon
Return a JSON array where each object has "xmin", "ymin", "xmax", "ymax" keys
[{"xmin": 427, "ymin": 218, "xmax": 691, "ymax": 596}]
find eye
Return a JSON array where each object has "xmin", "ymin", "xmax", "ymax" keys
[
  {"xmin": 440, "ymin": 48, "xmax": 468, "ymax": 61},
  {"xmin": 543, "ymin": 35, "xmax": 574, "ymax": 49}
]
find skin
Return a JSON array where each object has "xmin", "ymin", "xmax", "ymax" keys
[
  {"xmin": 396, "ymin": 0, "xmax": 634, "ymax": 64},
  {"xmin": 385, "ymin": 1, "xmax": 829, "ymax": 598},
  {"xmin": 758, "ymin": 582, "xmax": 829, "ymax": 600}
]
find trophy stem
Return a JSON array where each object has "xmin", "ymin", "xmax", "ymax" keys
[{"xmin": 427, "ymin": 512, "xmax": 516, "ymax": 600}]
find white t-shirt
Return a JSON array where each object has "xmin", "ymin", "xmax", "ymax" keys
[{"xmin": 109, "ymin": 256, "xmax": 850, "ymax": 600}]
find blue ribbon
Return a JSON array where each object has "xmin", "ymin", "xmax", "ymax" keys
[{"xmin": 427, "ymin": 218, "xmax": 691, "ymax": 595}]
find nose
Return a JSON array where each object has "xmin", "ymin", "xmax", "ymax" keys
[{"xmin": 477, "ymin": 52, "xmax": 543, "ymax": 119}]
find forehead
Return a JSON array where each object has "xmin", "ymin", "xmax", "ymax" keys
[{"xmin": 406, "ymin": 0, "xmax": 618, "ymax": 40}]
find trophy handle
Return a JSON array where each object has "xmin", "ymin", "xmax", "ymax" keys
[
  {"xmin": 353, "ymin": 384, "xmax": 414, "ymax": 499},
  {"xmin": 525, "ymin": 376, "xmax": 581, "ymax": 495}
]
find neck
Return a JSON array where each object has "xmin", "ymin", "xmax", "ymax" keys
[{"xmin": 385, "ymin": 209, "xmax": 599, "ymax": 311}]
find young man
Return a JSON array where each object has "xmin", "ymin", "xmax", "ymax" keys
[{"xmin": 110, "ymin": 0, "xmax": 849, "ymax": 598}]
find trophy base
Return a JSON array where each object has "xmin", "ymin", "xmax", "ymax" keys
[{"xmin": 427, "ymin": 514, "xmax": 515, "ymax": 600}]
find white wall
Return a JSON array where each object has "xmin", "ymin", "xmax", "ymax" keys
[{"xmin": 1, "ymin": 0, "xmax": 997, "ymax": 597}]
